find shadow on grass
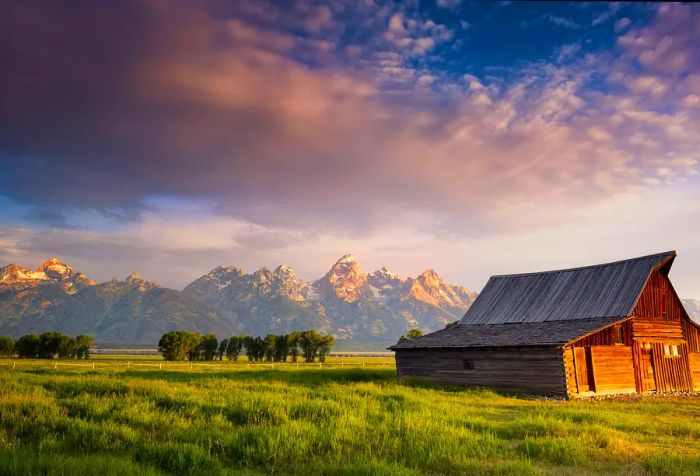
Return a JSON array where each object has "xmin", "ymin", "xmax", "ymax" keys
[
  {"xmin": 120, "ymin": 368, "xmax": 397, "ymax": 387},
  {"xmin": 398, "ymin": 376, "xmax": 530, "ymax": 399}
]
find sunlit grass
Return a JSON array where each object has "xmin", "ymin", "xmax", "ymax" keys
[{"xmin": 1, "ymin": 364, "xmax": 699, "ymax": 475}]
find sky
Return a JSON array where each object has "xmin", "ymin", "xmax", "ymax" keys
[{"xmin": 1, "ymin": 1, "xmax": 700, "ymax": 296}]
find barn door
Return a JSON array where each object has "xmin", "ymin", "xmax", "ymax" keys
[
  {"xmin": 640, "ymin": 347, "xmax": 656, "ymax": 392},
  {"xmin": 574, "ymin": 347, "xmax": 595, "ymax": 393}
]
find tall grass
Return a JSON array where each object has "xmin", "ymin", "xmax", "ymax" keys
[{"xmin": 1, "ymin": 365, "xmax": 699, "ymax": 475}]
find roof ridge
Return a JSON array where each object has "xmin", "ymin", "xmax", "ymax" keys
[
  {"xmin": 459, "ymin": 316, "xmax": 630, "ymax": 327},
  {"xmin": 489, "ymin": 250, "xmax": 676, "ymax": 279}
]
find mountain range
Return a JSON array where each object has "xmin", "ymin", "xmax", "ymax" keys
[
  {"xmin": 0, "ymin": 255, "xmax": 478, "ymax": 348},
  {"xmin": 0, "ymin": 258, "xmax": 234, "ymax": 346},
  {"xmin": 2, "ymin": 256, "xmax": 698, "ymax": 348}
]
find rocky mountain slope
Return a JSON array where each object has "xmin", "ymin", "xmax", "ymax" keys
[
  {"xmin": 184, "ymin": 254, "xmax": 477, "ymax": 344},
  {"xmin": 0, "ymin": 259, "xmax": 237, "ymax": 344},
  {"xmin": 683, "ymin": 299, "xmax": 700, "ymax": 323}
]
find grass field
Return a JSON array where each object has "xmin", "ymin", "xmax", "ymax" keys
[{"xmin": 1, "ymin": 359, "xmax": 699, "ymax": 475}]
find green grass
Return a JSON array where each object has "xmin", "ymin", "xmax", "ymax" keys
[{"xmin": 1, "ymin": 363, "xmax": 699, "ymax": 475}]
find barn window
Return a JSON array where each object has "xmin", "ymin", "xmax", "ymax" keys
[
  {"xmin": 664, "ymin": 344, "xmax": 679, "ymax": 357},
  {"xmin": 614, "ymin": 325, "xmax": 624, "ymax": 345},
  {"xmin": 462, "ymin": 359, "xmax": 475, "ymax": 370}
]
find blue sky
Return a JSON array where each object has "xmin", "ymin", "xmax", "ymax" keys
[{"xmin": 1, "ymin": 1, "xmax": 699, "ymax": 297}]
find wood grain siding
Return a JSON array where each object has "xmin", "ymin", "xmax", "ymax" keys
[
  {"xmin": 572, "ymin": 320, "xmax": 632, "ymax": 347},
  {"xmin": 629, "ymin": 271, "xmax": 694, "ymax": 392},
  {"xmin": 632, "ymin": 319, "xmax": 685, "ymax": 342},
  {"xmin": 688, "ymin": 353, "xmax": 700, "ymax": 391},
  {"xmin": 589, "ymin": 346, "xmax": 636, "ymax": 393},
  {"xmin": 563, "ymin": 347, "xmax": 577, "ymax": 395},
  {"xmin": 681, "ymin": 318, "xmax": 700, "ymax": 352},
  {"xmin": 395, "ymin": 348, "xmax": 567, "ymax": 396},
  {"xmin": 633, "ymin": 271, "xmax": 684, "ymax": 320},
  {"xmin": 649, "ymin": 342, "xmax": 693, "ymax": 392}
]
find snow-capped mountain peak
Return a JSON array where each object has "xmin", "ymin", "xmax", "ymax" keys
[
  {"xmin": 0, "ymin": 263, "xmax": 48, "ymax": 283},
  {"xmin": 336, "ymin": 253, "xmax": 356, "ymax": 265},
  {"xmin": 126, "ymin": 272, "xmax": 145, "ymax": 283},
  {"xmin": 37, "ymin": 257, "xmax": 74, "ymax": 280},
  {"xmin": 317, "ymin": 253, "xmax": 371, "ymax": 302}
]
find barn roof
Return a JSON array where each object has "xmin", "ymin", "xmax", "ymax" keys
[
  {"xmin": 391, "ymin": 251, "xmax": 676, "ymax": 351},
  {"xmin": 390, "ymin": 317, "xmax": 630, "ymax": 349},
  {"xmin": 460, "ymin": 251, "xmax": 675, "ymax": 325}
]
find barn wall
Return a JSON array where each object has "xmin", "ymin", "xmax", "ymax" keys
[
  {"xmin": 563, "ymin": 347, "xmax": 577, "ymax": 395},
  {"xmin": 394, "ymin": 347, "xmax": 567, "ymax": 396},
  {"xmin": 563, "ymin": 344, "xmax": 636, "ymax": 395},
  {"xmin": 633, "ymin": 271, "xmax": 684, "ymax": 320},
  {"xmin": 630, "ymin": 271, "xmax": 694, "ymax": 392},
  {"xmin": 572, "ymin": 320, "xmax": 632, "ymax": 347},
  {"xmin": 589, "ymin": 346, "xmax": 636, "ymax": 393},
  {"xmin": 688, "ymin": 353, "xmax": 700, "ymax": 391}
]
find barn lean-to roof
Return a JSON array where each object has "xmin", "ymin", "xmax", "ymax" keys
[
  {"xmin": 390, "ymin": 316, "xmax": 632, "ymax": 349},
  {"xmin": 391, "ymin": 251, "xmax": 676, "ymax": 350}
]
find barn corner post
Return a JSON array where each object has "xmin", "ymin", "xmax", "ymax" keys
[{"xmin": 393, "ymin": 251, "xmax": 699, "ymax": 397}]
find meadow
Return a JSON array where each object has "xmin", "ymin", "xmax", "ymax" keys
[{"xmin": 1, "ymin": 358, "xmax": 699, "ymax": 476}]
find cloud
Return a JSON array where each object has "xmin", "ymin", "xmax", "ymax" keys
[
  {"xmin": 592, "ymin": 3, "xmax": 622, "ymax": 26},
  {"xmin": 383, "ymin": 13, "xmax": 453, "ymax": 56},
  {"xmin": 436, "ymin": 0, "xmax": 462, "ymax": 10},
  {"xmin": 617, "ymin": 3, "xmax": 699, "ymax": 76},
  {"xmin": 1, "ymin": 1, "xmax": 700, "ymax": 294},
  {"xmin": 543, "ymin": 14, "xmax": 582, "ymax": 29},
  {"xmin": 614, "ymin": 17, "xmax": 631, "ymax": 33},
  {"xmin": 3, "ymin": 183, "xmax": 700, "ymax": 297}
]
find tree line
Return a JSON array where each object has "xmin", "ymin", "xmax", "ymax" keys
[
  {"xmin": 0, "ymin": 333, "xmax": 94, "ymax": 359},
  {"xmin": 158, "ymin": 330, "xmax": 335, "ymax": 362}
]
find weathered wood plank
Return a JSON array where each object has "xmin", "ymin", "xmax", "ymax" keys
[{"xmin": 395, "ymin": 348, "xmax": 567, "ymax": 396}]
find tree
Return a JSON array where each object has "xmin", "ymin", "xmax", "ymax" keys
[
  {"xmin": 226, "ymin": 336, "xmax": 244, "ymax": 361},
  {"xmin": 201, "ymin": 334, "xmax": 218, "ymax": 361},
  {"xmin": 407, "ymin": 329, "xmax": 423, "ymax": 339},
  {"xmin": 246, "ymin": 336, "xmax": 265, "ymax": 361},
  {"xmin": 317, "ymin": 334, "xmax": 335, "ymax": 363},
  {"xmin": 187, "ymin": 333, "xmax": 205, "ymax": 361},
  {"xmin": 244, "ymin": 336, "xmax": 265, "ymax": 362},
  {"xmin": 445, "ymin": 321, "xmax": 459, "ymax": 329},
  {"xmin": 398, "ymin": 328, "xmax": 424, "ymax": 344},
  {"xmin": 218, "ymin": 338, "xmax": 229, "ymax": 361},
  {"xmin": 0, "ymin": 336, "xmax": 14, "ymax": 356},
  {"xmin": 158, "ymin": 331, "xmax": 202, "ymax": 361},
  {"xmin": 263, "ymin": 334, "xmax": 277, "ymax": 362},
  {"xmin": 274, "ymin": 334, "xmax": 289, "ymax": 362},
  {"xmin": 15, "ymin": 334, "xmax": 40, "ymax": 358},
  {"xmin": 287, "ymin": 332, "xmax": 300, "ymax": 363},
  {"xmin": 74, "ymin": 335, "xmax": 95, "ymax": 359},
  {"xmin": 298, "ymin": 330, "xmax": 320, "ymax": 362},
  {"xmin": 38, "ymin": 332, "xmax": 64, "ymax": 359},
  {"xmin": 56, "ymin": 335, "xmax": 76, "ymax": 358}
]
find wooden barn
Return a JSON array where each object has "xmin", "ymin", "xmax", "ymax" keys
[{"xmin": 391, "ymin": 251, "xmax": 700, "ymax": 397}]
